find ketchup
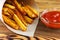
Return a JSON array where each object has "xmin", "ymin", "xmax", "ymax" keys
[{"xmin": 42, "ymin": 11, "xmax": 60, "ymax": 29}]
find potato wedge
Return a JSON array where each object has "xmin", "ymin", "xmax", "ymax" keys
[
  {"xmin": 2, "ymin": 14, "xmax": 18, "ymax": 30},
  {"xmin": 4, "ymin": 4, "xmax": 15, "ymax": 9},
  {"xmin": 24, "ymin": 16, "xmax": 33, "ymax": 24},
  {"xmin": 13, "ymin": 14, "xmax": 27, "ymax": 31},
  {"xmin": 13, "ymin": 0, "xmax": 26, "ymax": 15},
  {"xmin": 22, "ymin": 7, "xmax": 37, "ymax": 18},
  {"xmin": 15, "ymin": 9, "xmax": 28, "ymax": 26},
  {"xmin": 25, "ymin": 5, "xmax": 38, "ymax": 17}
]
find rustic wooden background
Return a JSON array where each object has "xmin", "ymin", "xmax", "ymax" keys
[
  {"xmin": 35, "ymin": 0, "xmax": 60, "ymax": 39},
  {"xmin": 0, "ymin": 0, "xmax": 60, "ymax": 39}
]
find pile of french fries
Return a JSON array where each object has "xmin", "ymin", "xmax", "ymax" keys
[{"xmin": 2, "ymin": 0, "xmax": 38, "ymax": 31}]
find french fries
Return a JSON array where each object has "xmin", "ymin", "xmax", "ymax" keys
[
  {"xmin": 13, "ymin": 14, "xmax": 27, "ymax": 31},
  {"xmin": 13, "ymin": 0, "xmax": 26, "ymax": 15},
  {"xmin": 4, "ymin": 4, "xmax": 15, "ymax": 9},
  {"xmin": 2, "ymin": 8, "xmax": 12, "ymax": 18},
  {"xmin": 7, "ymin": 8, "xmax": 15, "ymax": 16},
  {"xmin": 24, "ymin": 16, "xmax": 33, "ymax": 24},
  {"xmin": 25, "ymin": 5, "xmax": 38, "ymax": 17},
  {"xmin": 2, "ymin": 8, "xmax": 10, "ymax": 16},
  {"xmin": 3, "ymin": 11, "xmax": 12, "ymax": 19},
  {"xmin": 2, "ymin": 0, "xmax": 38, "ymax": 31},
  {"xmin": 15, "ymin": 9, "xmax": 28, "ymax": 26},
  {"xmin": 3, "ymin": 11, "xmax": 10, "ymax": 16},
  {"xmin": 22, "ymin": 7, "xmax": 37, "ymax": 18},
  {"xmin": 2, "ymin": 8, "xmax": 8, "ymax": 12},
  {"xmin": 21, "ymin": 2, "xmax": 38, "ymax": 17},
  {"xmin": 6, "ymin": 7, "xmax": 28, "ymax": 26},
  {"xmin": 2, "ymin": 14, "xmax": 18, "ymax": 30}
]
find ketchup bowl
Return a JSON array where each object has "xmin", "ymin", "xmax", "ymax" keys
[{"xmin": 40, "ymin": 8, "xmax": 60, "ymax": 29}]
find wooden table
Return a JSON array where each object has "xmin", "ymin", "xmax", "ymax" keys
[
  {"xmin": 34, "ymin": 0, "xmax": 60, "ymax": 39},
  {"xmin": 0, "ymin": 0, "xmax": 60, "ymax": 39}
]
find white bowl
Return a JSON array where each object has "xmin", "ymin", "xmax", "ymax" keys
[
  {"xmin": 40, "ymin": 8, "xmax": 60, "ymax": 29},
  {"xmin": 0, "ymin": 0, "xmax": 40, "ymax": 36},
  {"xmin": 40, "ymin": 8, "xmax": 59, "ymax": 23}
]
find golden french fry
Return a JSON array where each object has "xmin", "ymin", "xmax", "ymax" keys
[
  {"xmin": 25, "ymin": 5, "xmax": 38, "ymax": 16},
  {"xmin": 15, "ymin": 9, "xmax": 28, "ymax": 26},
  {"xmin": 22, "ymin": 7, "xmax": 37, "ymax": 18},
  {"xmin": 2, "ymin": 14, "xmax": 18, "ymax": 30},
  {"xmin": 3, "ymin": 11, "xmax": 12, "ymax": 18},
  {"xmin": 13, "ymin": 0, "xmax": 26, "ymax": 15},
  {"xmin": 7, "ymin": 8, "xmax": 15, "ymax": 16},
  {"xmin": 2, "ymin": 7, "xmax": 12, "ymax": 18},
  {"xmin": 4, "ymin": 12, "xmax": 13, "ymax": 19},
  {"xmin": 2, "ymin": 8, "xmax": 10, "ymax": 16},
  {"xmin": 7, "ymin": 8, "xmax": 27, "ymax": 26},
  {"xmin": 13, "ymin": 14, "xmax": 27, "ymax": 31},
  {"xmin": 2, "ymin": 8, "xmax": 8, "ymax": 12},
  {"xmin": 4, "ymin": 4, "xmax": 15, "ymax": 9},
  {"xmin": 24, "ymin": 16, "xmax": 33, "ymax": 24}
]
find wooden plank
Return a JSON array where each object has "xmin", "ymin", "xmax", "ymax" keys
[{"xmin": 34, "ymin": 0, "xmax": 60, "ymax": 39}]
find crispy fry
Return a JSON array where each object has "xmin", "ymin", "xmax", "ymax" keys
[
  {"xmin": 24, "ymin": 16, "xmax": 33, "ymax": 24},
  {"xmin": 7, "ymin": 8, "xmax": 15, "ymax": 16},
  {"xmin": 3, "ymin": 11, "xmax": 10, "ymax": 16},
  {"xmin": 2, "ymin": 0, "xmax": 38, "ymax": 31},
  {"xmin": 6, "ymin": 0, "xmax": 13, "ymax": 4},
  {"xmin": 25, "ymin": 5, "xmax": 38, "ymax": 16},
  {"xmin": 15, "ymin": 9, "xmax": 28, "ymax": 26},
  {"xmin": 21, "ymin": 2, "xmax": 38, "ymax": 16},
  {"xmin": 22, "ymin": 7, "xmax": 37, "ymax": 18},
  {"xmin": 7, "ymin": 8, "xmax": 27, "ymax": 26},
  {"xmin": 4, "ymin": 4, "xmax": 15, "ymax": 9},
  {"xmin": 2, "ymin": 8, "xmax": 10, "ymax": 16},
  {"xmin": 2, "ymin": 14, "xmax": 18, "ymax": 30},
  {"xmin": 13, "ymin": 0, "xmax": 26, "ymax": 15},
  {"xmin": 2, "ymin": 8, "xmax": 12, "ymax": 18},
  {"xmin": 13, "ymin": 14, "xmax": 27, "ymax": 31},
  {"xmin": 3, "ymin": 11, "xmax": 12, "ymax": 19},
  {"xmin": 2, "ymin": 8, "xmax": 8, "ymax": 12}
]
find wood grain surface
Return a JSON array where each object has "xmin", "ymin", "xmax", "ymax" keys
[
  {"xmin": 34, "ymin": 0, "xmax": 60, "ymax": 39},
  {"xmin": 35, "ymin": 0, "xmax": 60, "ymax": 12},
  {"xmin": 0, "ymin": 0, "xmax": 60, "ymax": 39}
]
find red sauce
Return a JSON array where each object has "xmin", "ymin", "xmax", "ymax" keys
[{"xmin": 42, "ymin": 11, "xmax": 60, "ymax": 29}]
